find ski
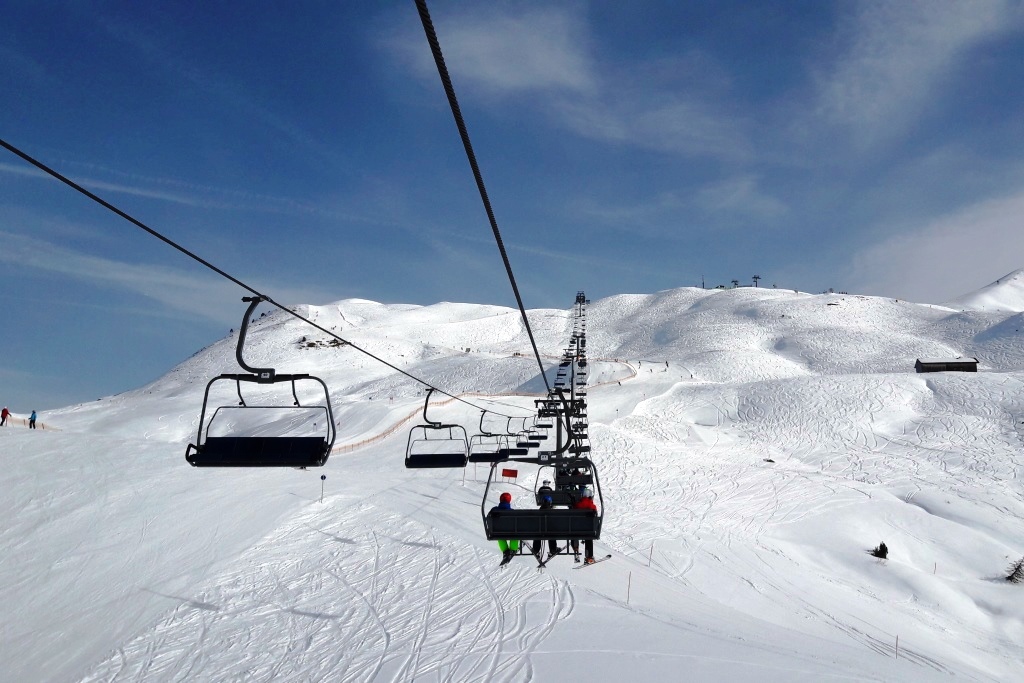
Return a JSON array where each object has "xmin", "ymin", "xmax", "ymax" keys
[
  {"xmin": 535, "ymin": 546, "xmax": 566, "ymax": 570},
  {"xmin": 573, "ymin": 554, "xmax": 611, "ymax": 569}
]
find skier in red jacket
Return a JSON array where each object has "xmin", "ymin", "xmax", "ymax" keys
[{"xmin": 570, "ymin": 485, "xmax": 597, "ymax": 564}]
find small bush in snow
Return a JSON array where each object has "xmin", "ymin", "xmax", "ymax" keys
[
  {"xmin": 1006, "ymin": 557, "xmax": 1024, "ymax": 583},
  {"xmin": 870, "ymin": 542, "xmax": 888, "ymax": 559}
]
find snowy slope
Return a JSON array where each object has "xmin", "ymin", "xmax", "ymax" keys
[
  {"xmin": 3, "ymin": 286, "xmax": 1024, "ymax": 681},
  {"xmin": 946, "ymin": 269, "xmax": 1024, "ymax": 313}
]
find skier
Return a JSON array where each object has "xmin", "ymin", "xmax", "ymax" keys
[
  {"xmin": 537, "ymin": 479, "xmax": 554, "ymax": 497},
  {"xmin": 490, "ymin": 492, "xmax": 520, "ymax": 565},
  {"xmin": 570, "ymin": 485, "xmax": 598, "ymax": 564},
  {"xmin": 29, "ymin": 410, "xmax": 37, "ymax": 429},
  {"xmin": 0, "ymin": 406, "xmax": 8, "ymax": 426},
  {"xmin": 536, "ymin": 494, "xmax": 559, "ymax": 559}
]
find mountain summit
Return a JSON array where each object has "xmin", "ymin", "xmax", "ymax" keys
[{"xmin": 945, "ymin": 268, "xmax": 1024, "ymax": 312}]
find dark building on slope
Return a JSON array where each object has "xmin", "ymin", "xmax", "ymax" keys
[{"xmin": 914, "ymin": 357, "xmax": 979, "ymax": 373}]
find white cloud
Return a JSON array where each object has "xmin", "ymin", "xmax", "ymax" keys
[
  {"xmin": 0, "ymin": 160, "xmax": 392, "ymax": 227},
  {"xmin": 0, "ymin": 231, "xmax": 337, "ymax": 323},
  {"xmin": 393, "ymin": 5, "xmax": 596, "ymax": 95},
  {"xmin": 849, "ymin": 190, "xmax": 1024, "ymax": 303},
  {"xmin": 816, "ymin": 0, "xmax": 1024, "ymax": 147},
  {"xmin": 694, "ymin": 176, "xmax": 788, "ymax": 220},
  {"xmin": 389, "ymin": 5, "xmax": 749, "ymax": 162},
  {"xmin": 0, "ymin": 161, "xmax": 236, "ymax": 209},
  {"xmin": 555, "ymin": 97, "xmax": 751, "ymax": 162}
]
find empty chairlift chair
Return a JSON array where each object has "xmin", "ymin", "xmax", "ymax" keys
[
  {"xmin": 469, "ymin": 411, "xmax": 513, "ymax": 463},
  {"xmin": 186, "ymin": 296, "xmax": 336, "ymax": 468},
  {"xmin": 405, "ymin": 389, "xmax": 469, "ymax": 469}
]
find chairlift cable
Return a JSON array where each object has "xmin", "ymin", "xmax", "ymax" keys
[
  {"xmin": 414, "ymin": 0, "xmax": 552, "ymax": 396},
  {"xmin": 0, "ymin": 136, "xmax": 531, "ymax": 420}
]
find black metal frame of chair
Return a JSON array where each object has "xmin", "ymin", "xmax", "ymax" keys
[{"xmin": 186, "ymin": 296, "xmax": 336, "ymax": 468}]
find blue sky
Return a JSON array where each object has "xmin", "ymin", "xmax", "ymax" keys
[{"xmin": 3, "ymin": 0, "xmax": 1024, "ymax": 411}]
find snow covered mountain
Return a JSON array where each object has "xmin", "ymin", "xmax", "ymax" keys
[
  {"xmin": 946, "ymin": 268, "xmax": 1024, "ymax": 313},
  {"xmin": 3, "ymin": 284, "xmax": 1024, "ymax": 681}
]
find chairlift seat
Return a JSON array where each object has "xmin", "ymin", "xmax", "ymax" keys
[
  {"xmin": 188, "ymin": 436, "xmax": 328, "ymax": 468},
  {"xmin": 535, "ymin": 491, "xmax": 576, "ymax": 506},
  {"xmin": 569, "ymin": 444, "xmax": 591, "ymax": 453},
  {"xmin": 556, "ymin": 473, "xmax": 594, "ymax": 487},
  {"xmin": 405, "ymin": 409, "xmax": 469, "ymax": 469},
  {"xmin": 468, "ymin": 451, "xmax": 508, "ymax": 463},
  {"xmin": 406, "ymin": 451, "xmax": 468, "ymax": 468},
  {"xmin": 497, "ymin": 447, "xmax": 529, "ymax": 457},
  {"xmin": 485, "ymin": 509, "xmax": 600, "ymax": 541}
]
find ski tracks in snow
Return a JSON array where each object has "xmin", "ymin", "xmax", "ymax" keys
[{"xmin": 78, "ymin": 499, "xmax": 574, "ymax": 682}]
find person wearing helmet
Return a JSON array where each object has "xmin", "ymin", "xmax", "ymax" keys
[
  {"xmin": 538, "ymin": 479, "xmax": 554, "ymax": 497},
  {"xmin": 571, "ymin": 485, "xmax": 597, "ymax": 564},
  {"xmin": 490, "ymin": 492, "xmax": 520, "ymax": 565},
  {"xmin": 535, "ymin": 494, "xmax": 560, "ymax": 560}
]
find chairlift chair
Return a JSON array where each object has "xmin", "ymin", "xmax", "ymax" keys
[
  {"xmin": 482, "ymin": 457, "xmax": 603, "ymax": 542},
  {"xmin": 469, "ymin": 411, "xmax": 514, "ymax": 463},
  {"xmin": 516, "ymin": 431, "xmax": 541, "ymax": 449},
  {"xmin": 405, "ymin": 389, "xmax": 469, "ymax": 469},
  {"xmin": 186, "ymin": 296, "xmax": 336, "ymax": 468}
]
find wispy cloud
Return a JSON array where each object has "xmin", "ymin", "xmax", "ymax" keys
[
  {"xmin": 0, "ymin": 161, "xmax": 236, "ymax": 209},
  {"xmin": 571, "ymin": 192, "xmax": 685, "ymax": 232},
  {"xmin": 96, "ymin": 17, "xmax": 348, "ymax": 175},
  {"xmin": 849, "ymin": 188, "xmax": 1024, "ymax": 303},
  {"xmin": 0, "ymin": 42, "xmax": 57, "ymax": 90},
  {"xmin": 386, "ymin": 5, "xmax": 749, "ymax": 162},
  {"xmin": 0, "ymin": 160, "xmax": 397, "ymax": 228},
  {"xmin": 693, "ymin": 175, "xmax": 788, "ymax": 220},
  {"xmin": 554, "ymin": 96, "xmax": 751, "ymax": 162},
  {"xmin": 0, "ymin": 230, "xmax": 338, "ymax": 323},
  {"xmin": 391, "ymin": 5, "xmax": 596, "ymax": 95},
  {"xmin": 570, "ymin": 174, "xmax": 785, "ymax": 235},
  {"xmin": 815, "ymin": 0, "xmax": 1024, "ymax": 148}
]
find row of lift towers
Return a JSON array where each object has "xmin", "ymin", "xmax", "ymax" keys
[{"xmin": 186, "ymin": 292, "xmax": 602, "ymax": 563}]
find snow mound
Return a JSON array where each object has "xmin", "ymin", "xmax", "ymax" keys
[{"xmin": 946, "ymin": 268, "xmax": 1024, "ymax": 312}]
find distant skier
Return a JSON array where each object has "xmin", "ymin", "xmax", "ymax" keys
[
  {"xmin": 29, "ymin": 410, "xmax": 37, "ymax": 429},
  {"xmin": 0, "ymin": 406, "xmax": 8, "ymax": 426},
  {"xmin": 570, "ymin": 485, "xmax": 598, "ymax": 564},
  {"xmin": 490, "ymin": 492, "xmax": 520, "ymax": 565}
]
